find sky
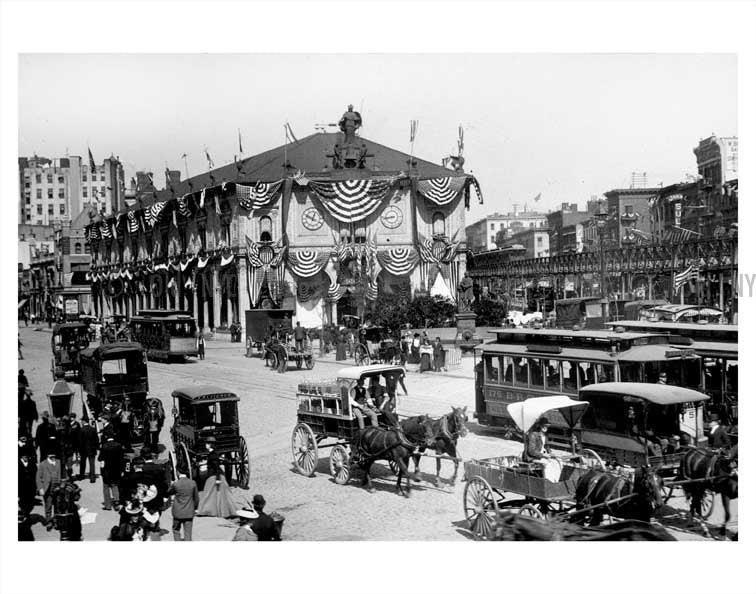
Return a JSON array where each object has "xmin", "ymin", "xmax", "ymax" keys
[{"xmin": 18, "ymin": 53, "xmax": 737, "ymax": 222}]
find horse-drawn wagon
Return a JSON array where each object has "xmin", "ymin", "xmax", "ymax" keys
[
  {"xmin": 169, "ymin": 385, "xmax": 250, "ymax": 489},
  {"xmin": 353, "ymin": 327, "xmax": 403, "ymax": 366},
  {"xmin": 267, "ymin": 339, "xmax": 316, "ymax": 372}
]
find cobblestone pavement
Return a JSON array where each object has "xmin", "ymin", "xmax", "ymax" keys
[{"xmin": 18, "ymin": 325, "xmax": 735, "ymax": 541}]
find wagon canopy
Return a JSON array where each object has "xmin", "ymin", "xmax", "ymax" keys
[
  {"xmin": 171, "ymin": 385, "xmax": 239, "ymax": 403},
  {"xmin": 80, "ymin": 342, "xmax": 144, "ymax": 360},
  {"xmin": 337, "ymin": 364, "xmax": 405, "ymax": 380},
  {"xmin": 507, "ymin": 396, "xmax": 589, "ymax": 433}
]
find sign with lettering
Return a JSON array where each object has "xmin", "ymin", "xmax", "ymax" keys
[{"xmin": 64, "ymin": 299, "xmax": 78, "ymax": 315}]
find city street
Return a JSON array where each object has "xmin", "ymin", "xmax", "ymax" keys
[{"xmin": 18, "ymin": 325, "xmax": 735, "ymax": 541}]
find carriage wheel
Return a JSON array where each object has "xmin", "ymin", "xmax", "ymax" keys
[
  {"xmin": 700, "ymin": 490, "xmax": 715, "ymax": 519},
  {"xmin": 167, "ymin": 450, "xmax": 178, "ymax": 482},
  {"xmin": 291, "ymin": 423, "xmax": 318, "ymax": 477},
  {"xmin": 354, "ymin": 345, "xmax": 370, "ymax": 366},
  {"xmin": 463, "ymin": 476, "xmax": 500, "ymax": 540},
  {"xmin": 296, "ymin": 356, "xmax": 303, "ymax": 369},
  {"xmin": 236, "ymin": 436, "xmax": 250, "ymax": 489},
  {"xmin": 518, "ymin": 503, "xmax": 545, "ymax": 520},
  {"xmin": 265, "ymin": 350, "xmax": 277, "ymax": 369},
  {"xmin": 329, "ymin": 445, "xmax": 351, "ymax": 485},
  {"xmin": 305, "ymin": 356, "xmax": 315, "ymax": 370},
  {"xmin": 579, "ymin": 448, "xmax": 606, "ymax": 471},
  {"xmin": 175, "ymin": 442, "xmax": 193, "ymax": 480}
]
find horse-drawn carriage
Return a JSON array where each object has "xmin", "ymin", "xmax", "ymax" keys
[
  {"xmin": 353, "ymin": 327, "xmax": 402, "ymax": 366},
  {"xmin": 244, "ymin": 308, "xmax": 293, "ymax": 357},
  {"xmin": 79, "ymin": 342, "xmax": 151, "ymax": 446},
  {"xmin": 169, "ymin": 385, "xmax": 250, "ymax": 489},
  {"xmin": 266, "ymin": 338, "xmax": 316, "ymax": 372},
  {"xmin": 291, "ymin": 365, "xmax": 407, "ymax": 484},
  {"xmin": 51, "ymin": 322, "xmax": 90, "ymax": 381}
]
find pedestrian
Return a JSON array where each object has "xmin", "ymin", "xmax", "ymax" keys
[
  {"xmin": 19, "ymin": 452, "xmax": 38, "ymax": 514},
  {"xmin": 18, "ymin": 333, "xmax": 23, "ymax": 359},
  {"xmin": 35, "ymin": 411, "xmax": 57, "ymax": 460},
  {"xmin": 79, "ymin": 418, "xmax": 99, "ymax": 483},
  {"xmin": 249, "ymin": 494, "xmax": 281, "ymax": 541},
  {"xmin": 143, "ymin": 403, "xmax": 163, "ymax": 451},
  {"xmin": 18, "ymin": 369, "xmax": 29, "ymax": 390},
  {"xmin": 114, "ymin": 499, "xmax": 146, "ymax": 541},
  {"xmin": 51, "ymin": 478, "xmax": 82, "ymax": 541},
  {"xmin": 432, "ymin": 336, "xmax": 444, "ymax": 372},
  {"xmin": 167, "ymin": 465, "xmax": 199, "ymax": 541},
  {"xmin": 18, "ymin": 507, "xmax": 34, "ymax": 541},
  {"xmin": 36, "ymin": 452, "xmax": 62, "ymax": 529},
  {"xmin": 197, "ymin": 437, "xmax": 237, "ymax": 518},
  {"xmin": 115, "ymin": 397, "xmax": 133, "ymax": 451},
  {"xmin": 294, "ymin": 321, "xmax": 306, "ymax": 352},
  {"xmin": 18, "ymin": 434, "xmax": 37, "ymax": 464},
  {"xmin": 197, "ymin": 332, "xmax": 205, "ymax": 360},
  {"xmin": 98, "ymin": 435, "xmax": 124, "ymax": 511},
  {"xmin": 62, "ymin": 414, "xmax": 82, "ymax": 480},
  {"xmin": 232, "ymin": 506, "xmax": 260, "ymax": 541},
  {"xmin": 19, "ymin": 389, "xmax": 38, "ymax": 438},
  {"xmin": 708, "ymin": 413, "xmax": 731, "ymax": 449}
]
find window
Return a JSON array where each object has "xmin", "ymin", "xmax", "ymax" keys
[
  {"xmin": 58, "ymin": 190, "xmax": 65, "ymax": 199},
  {"xmin": 25, "ymin": 196, "xmax": 31, "ymax": 205},
  {"xmin": 82, "ymin": 174, "xmax": 88, "ymax": 181},
  {"xmin": 58, "ymin": 176, "xmax": 64, "ymax": 183},
  {"xmin": 35, "ymin": 174, "xmax": 41, "ymax": 183},
  {"xmin": 100, "ymin": 173, "xmax": 105, "ymax": 182},
  {"xmin": 59, "ymin": 205, "xmax": 65, "ymax": 215},
  {"xmin": 432, "ymin": 212, "xmax": 445, "ymax": 236},
  {"xmin": 24, "ymin": 182, "xmax": 30, "ymax": 188},
  {"xmin": 47, "ymin": 174, "xmax": 53, "ymax": 183},
  {"xmin": 354, "ymin": 219, "xmax": 366, "ymax": 243},
  {"xmin": 537, "ymin": 236, "xmax": 543, "ymax": 245},
  {"xmin": 485, "ymin": 355, "xmax": 503, "ymax": 384},
  {"xmin": 500, "ymin": 223, "xmax": 504, "ymax": 230},
  {"xmin": 48, "ymin": 205, "xmax": 54, "ymax": 215},
  {"xmin": 74, "ymin": 242, "xmax": 82, "ymax": 254},
  {"xmin": 47, "ymin": 189, "xmax": 53, "ymax": 198},
  {"xmin": 544, "ymin": 359, "xmax": 562, "ymax": 391},
  {"xmin": 512, "ymin": 356, "xmax": 529, "ymax": 388},
  {"xmin": 259, "ymin": 216, "xmax": 272, "ymax": 242},
  {"xmin": 83, "ymin": 188, "xmax": 88, "ymax": 197},
  {"xmin": 490, "ymin": 223, "xmax": 495, "ymax": 230},
  {"xmin": 625, "ymin": 205, "xmax": 634, "ymax": 215},
  {"xmin": 36, "ymin": 189, "xmax": 42, "ymax": 199},
  {"xmin": 490, "ymin": 235, "xmax": 495, "ymax": 244}
]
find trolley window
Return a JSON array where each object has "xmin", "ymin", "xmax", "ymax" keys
[
  {"xmin": 512, "ymin": 356, "xmax": 529, "ymax": 388},
  {"xmin": 484, "ymin": 355, "xmax": 502, "ymax": 384},
  {"xmin": 561, "ymin": 361, "xmax": 580, "ymax": 394},
  {"xmin": 543, "ymin": 359, "xmax": 562, "ymax": 392},
  {"xmin": 594, "ymin": 363, "xmax": 616, "ymax": 383},
  {"xmin": 527, "ymin": 358, "xmax": 544, "ymax": 389},
  {"xmin": 725, "ymin": 360, "xmax": 738, "ymax": 394}
]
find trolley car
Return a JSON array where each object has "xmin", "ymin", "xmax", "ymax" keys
[{"xmin": 128, "ymin": 310, "xmax": 198, "ymax": 361}]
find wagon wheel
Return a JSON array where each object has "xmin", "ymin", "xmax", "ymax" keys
[
  {"xmin": 236, "ymin": 436, "xmax": 250, "ymax": 489},
  {"xmin": 280, "ymin": 349, "xmax": 289, "ymax": 372},
  {"xmin": 175, "ymin": 442, "xmax": 193, "ymax": 480},
  {"xmin": 700, "ymin": 489, "xmax": 715, "ymax": 519},
  {"xmin": 329, "ymin": 445, "xmax": 351, "ymax": 485},
  {"xmin": 305, "ymin": 355, "xmax": 315, "ymax": 370},
  {"xmin": 167, "ymin": 450, "xmax": 178, "ymax": 482},
  {"xmin": 579, "ymin": 448, "xmax": 606, "ymax": 471},
  {"xmin": 354, "ymin": 344, "xmax": 370, "ymax": 366},
  {"xmin": 518, "ymin": 503, "xmax": 545, "ymax": 520},
  {"xmin": 265, "ymin": 350, "xmax": 277, "ymax": 369},
  {"xmin": 463, "ymin": 476, "xmax": 500, "ymax": 540},
  {"xmin": 291, "ymin": 423, "xmax": 318, "ymax": 476}
]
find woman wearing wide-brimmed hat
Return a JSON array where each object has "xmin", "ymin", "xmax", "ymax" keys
[
  {"xmin": 231, "ymin": 506, "xmax": 259, "ymax": 541},
  {"xmin": 196, "ymin": 437, "xmax": 238, "ymax": 518}
]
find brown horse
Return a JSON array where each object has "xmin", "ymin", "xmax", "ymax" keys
[
  {"xmin": 352, "ymin": 416, "xmax": 435, "ymax": 497},
  {"xmin": 678, "ymin": 446, "xmax": 738, "ymax": 537},
  {"xmin": 494, "ymin": 513, "xmax": 676, "ymax": 541},
  {"xmin": 408, "ymin": 406, "xmax": 469, "ymax": 487},
  {"xmin": 575, "ymin": 466, "xmax": 664, "ymax": 525}
]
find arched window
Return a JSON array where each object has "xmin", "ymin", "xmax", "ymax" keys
[
  {"xmin": 432, "ymin": 212, "xmax": 446, "ymax": 236},
  {"xmin": 259, "ymin": 216, "xmax": 272, "ymax": 242},
  {"xmin": 74, "ymin": 242, "xmax": 82, "ymax": 254}
]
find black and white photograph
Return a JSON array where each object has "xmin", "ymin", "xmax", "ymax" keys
[{"xmin": 2, "ymin": 2, "xmax": 755, "ymax": 594}]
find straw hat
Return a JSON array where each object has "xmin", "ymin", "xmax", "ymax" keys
[{"xmin": 236, "ymin": 506, "xmax": 259, "ymax": 520}]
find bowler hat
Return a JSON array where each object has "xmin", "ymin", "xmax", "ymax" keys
[
  {"xmin": 252, "ymin": 494, "xmax": 266, "ymax": 506},
  {"xmin": 205, "ymin": 436, "xmax": 216, "ymax": 443}
]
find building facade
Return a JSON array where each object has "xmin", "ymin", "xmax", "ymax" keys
[
  {"xmin": 466, "ymin": 206, "xmax": 546, "ymax": 253},
  {"xmin": 496, "ymin": 228, "xmax": 550, "ymax": 259},
  {"xmin": 19, "ymin": 154, "xmax": 125, "ymax": 225},
  {"xmin": 84, "ymin": 108, "xmax": 483, "ymax": 333},
  {"xmin": 602, "ymin": 188, "xmax": 656, "ymax": 246}
]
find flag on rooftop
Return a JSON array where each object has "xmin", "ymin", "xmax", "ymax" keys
[
  {"xmin": 88, "ymin": 147, "xmax": 96, "ymax": 171},
  {"xmin": 205, "ymin": 149, "xmax": 214, "ymax": 169},
  {"xmin": 533, "ymin": 192, "xmax": 542, "ymax": 202}
]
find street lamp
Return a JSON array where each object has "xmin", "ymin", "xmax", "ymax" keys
[{"xmin": 593, "ymin": 206, "xmax": 609, "ymax": 322}]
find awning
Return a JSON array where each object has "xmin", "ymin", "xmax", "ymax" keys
[
  {"xmin": 507, "ymin": 396, "xmax": 589, "ymax": 433},
  {"xmin": 18, "ymin": 298, "xmax": 28, "ymax": 309}
]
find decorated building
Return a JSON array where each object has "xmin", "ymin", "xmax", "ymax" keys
[{"xmin": 84, "ymin": 107, "xmax": 483, "ymax": 333}]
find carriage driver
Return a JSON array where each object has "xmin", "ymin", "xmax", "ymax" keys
[
  {"xmin": 522, "ymin": 417, "xmax": 554, "ymax": 466},
  {"xmin": 349, "ymin": 379, "xmax": 379, "ymax": 429}
]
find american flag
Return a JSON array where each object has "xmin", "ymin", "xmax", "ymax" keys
[
  {"xmin": 674, "ymin": 264, "xmax": 699, "ymax": 294},
  {"xmin": 144, "ymin": 201, "xmax": 166, "ymax": 227},
  {"xmin": 127, "ymin": 211, "xmax": 139, "ymax": 234}
]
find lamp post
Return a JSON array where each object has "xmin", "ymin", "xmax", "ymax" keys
[{"xmin": 593, "ymin": 206, "xmax": 609, "ymax": 322}]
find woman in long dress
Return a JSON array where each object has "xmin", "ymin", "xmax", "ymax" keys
[
  {"xmin": 197, "ymin": 437, "xmax": 238, "ymax": 518},
  {"xmin": 335, "ymin": 330, "xmax": 347, "ymax": 361}
]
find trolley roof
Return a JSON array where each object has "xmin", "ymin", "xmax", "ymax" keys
[
  {"xmin": 171, "ymin": 385, "xmax": 239, "ymax": 403},
  {"xmin": 79, "ymin": 342, "xmax": 144, "ymax": 360},
  {"xmin": 580, "ymin": 382, "xmax": 710, "ymax": 405},
  {"xmin": 337, "ymin": 364, "xmax": 405, "ymax": 380},
  {"xmin": 606, "ymin": 320, "xmax": 738, "ymax": 337},
  {"xmin": 475, "ymin": 341, "xmax": 697, "ymax": 363}
]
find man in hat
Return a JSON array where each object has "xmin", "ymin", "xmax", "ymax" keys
[
  {"xmin": 657, "ymin": 372, "xmax": 668, "ymax": 385},
  {"xmin": 167, "ymin": 465, "xmax": 199, "ymax": 541},
  {"xmin": 708, "ymin": 413, "xmax": 731, "ymax": 449},
  {"xmin": 36, "ymin": 451, "xmax": 62, "ymax": 528},
  {"xmin": 98, "ymin": 435, "xmax": 124, "ymax": 510},
  {"xmin": 143, "ymin": 402, "xmax": 163, "ymax": 451},
  {"xmin": 61, "ymin": 414, "xmax": 81, "ymax": 480},
  {"xmin": 79, "ymin": 418, "xmax": 99, "ymax": 483},
  {"xmin": 18, "ymin": 369, "xmax": 29, "ymax": 390},
  {"xmin": 18, "ymin": 451, "xmax": 38, "ymax": 515},
  {"xmin": 115, "ymin": 397, "xmax": 133, "ymax": 451},
  {"xmin": 35, "ymin": 411, "xmax": 57, "ymax": 460},
  {"xmin": 249, "ymin": 494, "xmax": 281, "ymax": 541},
  {"xmin": 232, "ymin": 506, "xmax": 259, "ymax": 541},
  {"xmin": 18, "ymin": 388, "xmax": 38, "ymax": 438}
]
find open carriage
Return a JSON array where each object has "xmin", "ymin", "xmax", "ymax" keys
[
  {"xmin": 353, "ymin": 327, "xmax": 403, "ymax": 366},
  {"xmin": 291, "ymin": 365, "xmax": 404, "ymax": 484},
  {"xmin": 169, "ymin": 386, "xmax": 250, "ymax": 489}
]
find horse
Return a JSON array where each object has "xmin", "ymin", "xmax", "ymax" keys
[
  {"xmin": 51, "ymin": 480, "xmax": 83, "ymax": 541},
  {"xmin": 574, "ymin": 465, "xmax": 664, "ymax": 526},
  {"xmin": 352, "ymin": 416, "xmax": 436, "ymax": 497},
  {"xmin": 678, "ymin": 446, "xmax": 738, "ymax": 537},
  {"xmin": 408, "ymin": 406, "xmax": 469, "ymax": 487},
  {"xmin": 494, "ymin": 513, "xmax": 675, "ymax": 541}
]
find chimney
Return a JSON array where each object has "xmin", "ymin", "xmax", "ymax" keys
[{"xmin": 166, "ymin": 169, "xmax": 181, "ymax": 187}]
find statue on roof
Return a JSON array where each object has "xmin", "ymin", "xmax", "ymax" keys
[{"xmin": 338, "ymin": 104, "xmax": 362, "ymax": 146}]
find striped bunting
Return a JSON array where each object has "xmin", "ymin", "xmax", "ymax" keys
[
  {"xmin": 366, "ymin": 276, "xmax": 379, "ymax": 302},
  {"xmin": 287, "ymin": 249, "xmax": 329, "ymax": 278},
  {"xmin": 220, "ymin": 252, "xmax": 235, "ymax": 267},
  {"xmin": 417, "ymin": 233, "xmax": 437, "ymax": 263},
  {"xmin": 237, "ymin": 180, "xmax": 284, "ymax": 210},
  {"xmin": 177, "ymin": 195, "xmax": 191, "ymax": 216},
  {"xmin": 376, "ymin": 247, "xmax": 419, "ymax": 276},
  {"xmin": 470, "ymin": 176, "xmax": 484, "ymax": 204},
  {"xmin": 127, "ymin": 211, "xmax": 140, "ymax": 234},
  {"xmin": 310, "ymin": 179, "xmax": 393, "ymax": 223},
  {"xmin": 100, "ymin": 221, "xmax": 113, "ymax": 239},
  {"xmin": 144, "ymin": 201, "xmax": 167, "ymax": 227},
  {"xmin": 246, "ymin": 236, "xmax": 263, "ymax": 267},
  {"xmin": 417, "ymin": 177, "xmax": 467, "ymax": 206}
]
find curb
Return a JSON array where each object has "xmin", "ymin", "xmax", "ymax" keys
[{"xmin": 309, "ymin": 356, "xmax": 474, "ymax": 380}]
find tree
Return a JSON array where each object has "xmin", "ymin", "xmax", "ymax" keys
[
  {"xmin": 371, "ymin": 293, "xmax": 410, "ymax": 333},
  {"xmin": 407, "ymin": 295, "xmax": 456, "ymax": 328},
  {"xmin": 472, "ymin": 297, "xmax": 508, "ymax": 326}
]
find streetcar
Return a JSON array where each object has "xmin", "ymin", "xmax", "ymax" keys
[
  {"xmin": 128, "ymin": 309, "xmax": 198, "ymax": 361},
  {"xmin": 473, "ymin": 327, "xmax": 702, "ymax": 433}
]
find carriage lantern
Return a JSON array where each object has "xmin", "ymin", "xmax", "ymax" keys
[{"xmin": 46, "ymin": 377, "xmax": 75, "ymax": 419}]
